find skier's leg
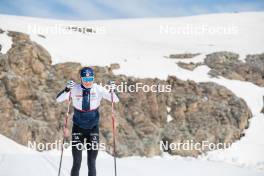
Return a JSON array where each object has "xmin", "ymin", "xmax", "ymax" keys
[
  {"xmin": 71, "ymin": 125, "xmax": 84, "ymax": 176},
  {"xmin": 87, "ymin": 126, "xmax": 99, "ymax": 176},
  {"xmin": 71, "ymin": 146, "xmax": 82, "ymax": 176}
]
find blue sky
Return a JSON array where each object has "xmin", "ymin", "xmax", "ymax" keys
[{"xmin": 0, "ymin": 0, "xmax": 263, "ymax": 20}]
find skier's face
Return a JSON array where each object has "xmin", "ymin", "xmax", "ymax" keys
[{"xmin": 81, "ymin": 76, "xmax": 94, "ymax": 88}]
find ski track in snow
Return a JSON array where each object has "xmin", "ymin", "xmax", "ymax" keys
[
  {"xmin": 0, "ymin": 154, "xmax": 6, "ymax": 168},
  {"xmin": 41, "ymin": 154, "xmax": 70, "ymax": 176},
  {"xmin": 0, "ymin": 152, "xmax": 263, "ymax": 176}
]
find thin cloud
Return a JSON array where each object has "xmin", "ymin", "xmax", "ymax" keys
[{"xmin": 0, "ymin": 0, "xmax": 263, "ymax": 20}]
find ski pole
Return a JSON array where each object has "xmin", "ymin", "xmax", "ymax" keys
[
  {"xmin": 58, "ymin": 94, "xmax": 71, "ymax": 176},
  {"xmin": 110, "ymin": 86, "xmax": 117, "ymax": 176}
]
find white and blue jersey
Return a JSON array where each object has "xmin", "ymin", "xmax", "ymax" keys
[{"xmin": 56, "ymin": 83, "xmax": 119, "ymax": 129}]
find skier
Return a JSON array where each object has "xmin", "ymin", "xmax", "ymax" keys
[{"xmin": 56, "ymin": 66, "xmax": 119, "ymax": 176}]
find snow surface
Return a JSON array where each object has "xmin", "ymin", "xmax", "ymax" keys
[
  {"xmin": 0, "ymin": 12, "xmax": 264, "ymax": 72},
  {"xmin": 0, "ymin": 12, "xmax": 264, "ymax": 175},
  {"xmin": 0, "ymin": 134, "xmax": 263, "ymax": 176},
  {"xmin": 0, "ymin": 31, "xmax": 12, "ymax": 54}
]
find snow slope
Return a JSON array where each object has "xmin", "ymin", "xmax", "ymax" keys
[
  {"xmin": 0, "ymin": 134, "xmax": 263, "ymax": 176},
  {"xmin": 0, "ymin": 12, "xmax": 264, "ymax": 175},
  {"xmin": 0, "ymin": 12, "xmax": 264, "ymax": 74},
  {"xmin": 0, "ymin": 31, "xmax": 12, "ymax": 54}
]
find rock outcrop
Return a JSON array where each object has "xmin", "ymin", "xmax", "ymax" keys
[
  {"xmin": 168, "ymin": 53, "xmax": 200, "ymax": 59},
  {"xmin": 204, "ymin": 51, "xmax": 264, "ymax": 87},
  {"xmin": 163, "ymin": 79, "xmax": 250, "ymax": 156},
  {"xmin": 0, "ymin": 31, "xmax": 252, "ymax": 157},
  {"xmin": 177, "ymin": 62, "xmax": 203, "ymax": 71}
]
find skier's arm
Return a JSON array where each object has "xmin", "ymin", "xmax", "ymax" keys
[
  {"xmin": 56, "ymin": 80, "xmax": 75, "ymax": 103},
  {"xmin": 100, "ymin": 85, "xmax": 119, "ymax": 103},
  {"xmin": 56, "ymin": 87, "xmax": 71, "ymax": 102}
]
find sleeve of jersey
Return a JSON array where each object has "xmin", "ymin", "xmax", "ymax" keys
[
  {"xmin": 99, "ymin": 85, "xmax": 119, "ymax": 103},
  {"xmin": 56, "ymin": 88, "xmax": 71, "ymax": 103}
]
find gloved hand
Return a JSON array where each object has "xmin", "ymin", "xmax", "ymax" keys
[
  {"xmin": 109, "ymin": 81, "xmax": 116, "ymax": 92},
  {"xmin": 66, "ymin": 80, "xmax": 75, "ymax": 91}
]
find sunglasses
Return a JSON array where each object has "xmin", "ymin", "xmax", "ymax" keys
[{"xmin": 81, "ymin": 76, "xmax": 94, "ymax": 82}]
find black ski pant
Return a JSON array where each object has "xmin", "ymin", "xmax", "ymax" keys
[{"xmin": 71, "ymin": 124, "xmax": 99, "ymax": 176}]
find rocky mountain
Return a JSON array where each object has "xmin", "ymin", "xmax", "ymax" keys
[
  {"xmin": 0, "ymin": 30, "xmax": 252, "ymax": 157},
  {"xmin": 205, "ymin": 51, "xmax": 264, "ymax": 87},
  {"xmin": 177, "ymin": 51, "xmax": 264, "ymax": 87}
]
